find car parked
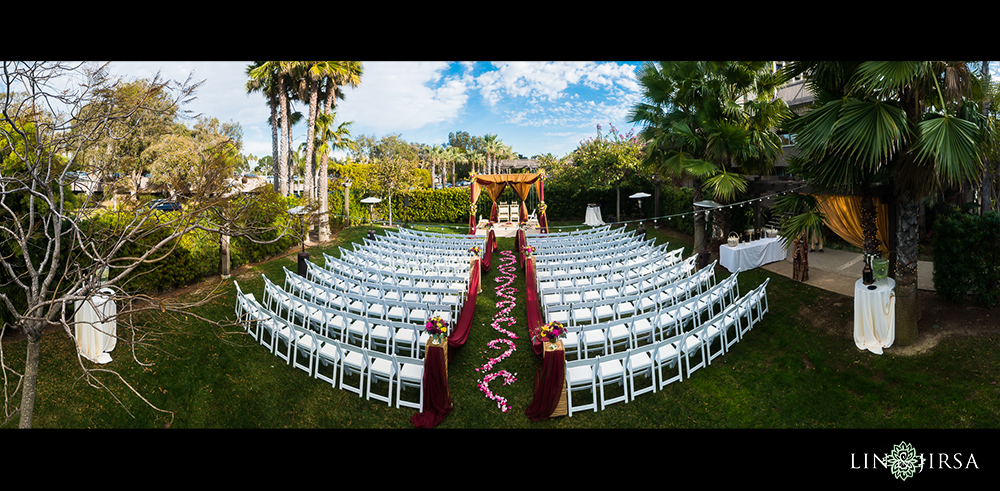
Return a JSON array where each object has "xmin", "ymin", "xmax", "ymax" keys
[{"xmin": 150, "ymin": 199, "xmax": 181, "ymax": 211}]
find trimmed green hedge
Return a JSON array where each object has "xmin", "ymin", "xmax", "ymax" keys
[{"xmin": 933, "ymin": 211, "xmax": 1000, "ymax": 307}]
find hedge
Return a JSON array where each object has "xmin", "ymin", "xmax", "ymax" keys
[{"xmin": 932, "ymin": 211, "xmax": 1000, "ymax": 307}]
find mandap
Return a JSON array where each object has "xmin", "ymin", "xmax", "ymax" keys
[{"xmin": 468, "ymin": 173, "xmax": 548, "ymax": 234}]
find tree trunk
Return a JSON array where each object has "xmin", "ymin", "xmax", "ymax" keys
[
  {"xmin": 18, "ymin": 329, "xmax": 41, "ymax": 428},
  {"xmin": 693, "ymin": 178, "xmax": 707, "ymax": 253},
  {"xmin": 894, "ymin": 195, "xmax": 921, "ymax": 346},
  {"xmin": 269, "ymin": 100, "xmax": 280, "ymax": 194},
  {"xmin": 220, "ymin": 233, "xmax": 230, "ymax": 277},
  {"xmin": 860, "ymin": 192, "xmax": 882, "ymax": 256},
  {"xmin": 616, "ymin": 184, "xmax": 621, "ymax": 223},
  {"xmin": 278, "ymin": 78, "xmax": 291, "ymax": 197}
]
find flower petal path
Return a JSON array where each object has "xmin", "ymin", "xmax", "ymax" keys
[{"xmin": 475, "ymin": 251, "xmax": 520, "ymax": 412}]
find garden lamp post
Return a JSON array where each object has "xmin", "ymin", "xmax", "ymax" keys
[
  {"xmin": 361, "ymin": 196, "xmax": 382, "ymax": 240},
  {"xmin": 287, "ymin": 205, "xmax": 309, "ymax": 277},
  {"xmin": 630, "ymin": 192, "xmax": 651, "ymax": 237}
]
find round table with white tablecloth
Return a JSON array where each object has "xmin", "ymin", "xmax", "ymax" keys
[
  {"xmin": 74, "ymin": 288, "xmax": 117, "ymax": 364},
  {"xmin": 854, "ymin": 277, "xmax": 895, "ymax": 354},
  {"xmin": 584, "ymin": 204, "xmax": 604, "ymax": 226}
]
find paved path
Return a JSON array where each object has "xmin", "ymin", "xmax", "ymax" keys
[{"xmin": 759, "ymin": 247, "xmax": 935, "ymax": 297}]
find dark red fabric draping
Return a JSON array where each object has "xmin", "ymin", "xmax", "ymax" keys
[
  {"xmin": 447, "ymin": 257, "xmax": 480, "ymax": 359},
  {"xmin": 525, "ymin": 346, "xmax": 565, "ymax": 421},
  {"xmin": 524, "ymin": 256, "xmax": 547, "ymax": 357},
  {"xmin": 410, "ymin": 345, "xmax": 452, "ymax": 428},
  {"xmin": 480, "ymin": 230, "xmax": 496, "ymax": 273},
  {"xmin": 515, "ymin": 228, "xmax": 527, "ymax": 269}
]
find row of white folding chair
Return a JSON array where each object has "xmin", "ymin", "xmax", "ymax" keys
[
  {"xmin": 533, "ymin": 235, "xmax": 644, "ymax": 256},
  {"xmin": 345, "ymin": 247, "xmax": 471, "ymax": 272},
  {"xmin": 297, "ymin": 330, "xmax": 425, "ymax": 410},
  {"xmin": 533, "ymin": 241, "xmax": 658, "ymax": 267},
  {"xmin": 541, "ymin": 259, "xmax": 711, "ymax": 327},
  {"xmin": 288, "ymin": 266, "xmax": 460, "ymax": 324},
  {"xmin": 329, "ymin": 255, "xmax": 469, "ymax": 291},
  {"xmin": 265, "ymin": 273, "xmax": 449, "ymax": 356},
  {"xmin": 341, "ymin": 248, "xmax": 470, "ymax": 276},
  {"xmin": 377, "ymin": 231, "xmax": 482, "ymax": 248},
  {"xmin": 236, "ymin": 281, "xmax": 428, "ymax": 409},
  {"xmin": 362, "ymin": 237, "xmax": 478, "ymax": 256},
  {"xmin": 535, "ymin": 244, "xmax": 676, "ymax": 281},
  {"xmin": 310, "ymin": 259, "xmax": 467, "ymax": 303},
  {"xmin": 564, "ymin": 278, "xmax": 773, "ymax": 416},
  {"xmin": 536, "ymin": 248, "xmax": 683, "ymax": 291},
  {"xmin": 329, "ymin": 251, "xmax": 469, "ymax": 284},
  {"xmin": 565, "ymin": 334, "xmax": 686, "ymax": 415},
  {"xmin": 529, "ymin": 225, "xmax": 619, "ymax": 242},
  {"xmin": 540, "ymin": 255, "xmax": 696, "ymax": 310},
  {"xmin": 396, "ymin": 227, "xmax": 486, "ymax": 243}
]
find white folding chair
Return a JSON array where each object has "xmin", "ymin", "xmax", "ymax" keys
[
  {"xmin": 365, "ymin": 349, "xmax": 396, "ymax": 406},
  {"xmin": 396, "ymin": 354, "xmax": 424, "ymax": 411},
  {"xmin": 596, "ymin": 351, "xmax": 629, "ymax": 410},
  {"xmin": 679, "ymin": 324, "xmax": 708, "ymax": 378},
  {"xmin": 565, "ymin": 357, "xmax": 598, "ymax": 416},
  {"xmin": 628, "ymin": 310, "xmax": 657, "ymax": 348},
  {"xmin": 626, "ymin": 344, "xmax": 657, "ymax": 399},
  {"xmin": 571, "ymin": 301, "xmax": 596, "ymax": 326},
  {"xmin": 579, "ymin": 323, "xmax": 607, "ymax": 359},
  {"xmin": 292, "ymin": 326, "xmax": 320, "ymax": 376},
  {"xmin": 314, "ymin": 332, "xmax": 341, "ymax": 387},
  {"xmin": 338, "ymin": 340, "xmax": 367, "ymax": 397},
  {"xmin": 344, "ymin": 311, "xmax": 370, "ymax": 348},
  {"xmin": 653, "ymin": 333, "xmax": 684, "ymax": 389}
]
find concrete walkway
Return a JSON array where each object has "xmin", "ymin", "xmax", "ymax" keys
[{"xmin": 759, "ymin": 247, "xmax": 935, "ymax": 297}]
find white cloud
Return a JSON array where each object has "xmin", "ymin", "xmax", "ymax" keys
[{"xmin": 338, "ymin": 62, "xmax": 471, "ymax": 133}]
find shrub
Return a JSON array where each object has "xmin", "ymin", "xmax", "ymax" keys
[{"xmin": 933, "ymin": 211, "xmax": 1000, "ymax": 307}]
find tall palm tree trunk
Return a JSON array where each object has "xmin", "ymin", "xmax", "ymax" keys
[
  {"xmin": 895, "ymin": 194, "xmax": 921, "ymax": 345},
  {"xmin": 278, "ymin": 76, "xmax": 291, "ymax": 197}
]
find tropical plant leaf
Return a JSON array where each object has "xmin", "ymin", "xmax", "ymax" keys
[
  {"xmin": 830, "ymin": 99, "xmax": 908, "ymax": 169},
  {"xmin": 914, "ymin": 113, "xmax": 984, "ymax": 185}
]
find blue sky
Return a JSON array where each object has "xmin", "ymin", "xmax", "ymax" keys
[
  {"xmin": 90, "ymin": 61, "xmax": 1000, "ymax": 165},
  {"xmin": 105, "ymin": 61, "xmax": 646, "ymax": 163}
]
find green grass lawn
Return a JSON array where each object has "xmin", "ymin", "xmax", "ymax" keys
[{"xmin": 4, "ymin": 222, "xmax": 1000, "ymax": 430}]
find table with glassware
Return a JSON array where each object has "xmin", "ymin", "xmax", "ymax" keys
[
  {"xmin": 854, "ymin": 277, "xmax": 895, "ymax": 354},
  {"xmin": 719, "ymin": 235, "xmax": 787, "ymax": 273}
]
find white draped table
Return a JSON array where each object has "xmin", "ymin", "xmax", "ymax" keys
[
  {"xmin": 854, "ymin": 278, "xmax": 895, "ymax": 354},
  {"xmin": 74, "ymin": 288, "xmax": 117, "ymax": 364},
  {"xmin": 718, "ymin": 237, "xmax": 787, "ymax": 273},
  {"xmin": 584, "ymin": 204, "xmax": 604, "ymax": 226}
]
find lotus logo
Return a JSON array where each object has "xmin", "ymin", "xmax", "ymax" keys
[{"xmin": 885, "ymin": 441, "xmax": 922, "ymax": 481}]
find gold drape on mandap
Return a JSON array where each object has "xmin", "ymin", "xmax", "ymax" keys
[{"xmin": 814, "ymin": 194, "xmax": 890, "ymax": 255}]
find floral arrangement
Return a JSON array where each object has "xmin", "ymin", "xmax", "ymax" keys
[
  {"xmin": 425, "ymin": 316, "xmax": 448, "ymax": 342},
  {"xmin": 469, "ymin": 245, "xmax": 481, "ymax": 256},
  {"xmin": 539, "ymin": 201, "xmax": 547, "ymax": 213},
  {"xmin": 535, "ymin": 321, "xmax": 566, "ymax": 343},
  {"xmin": 523, "ymin": 245, "xmax": 536, "ymax": 256}
]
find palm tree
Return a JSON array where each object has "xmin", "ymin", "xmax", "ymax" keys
[
  {"xmin": 245, "ymin": 61, "xmax": 284, "ymax": 194},
  {"xmin": 783, "ymin": 61, "xmax": 996, "ymax": 345},
  {"xmin": 630, "ymin": 61, "xmax": 791, "ymax": 254},
  {"xmin": 483, "ymin": 133, "xmax": 502, "ymax": 174}
]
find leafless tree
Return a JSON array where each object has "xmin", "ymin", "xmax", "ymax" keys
[{"xmin": 0, "ymin": 61, "xmax": 289, "ymax": 428}]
